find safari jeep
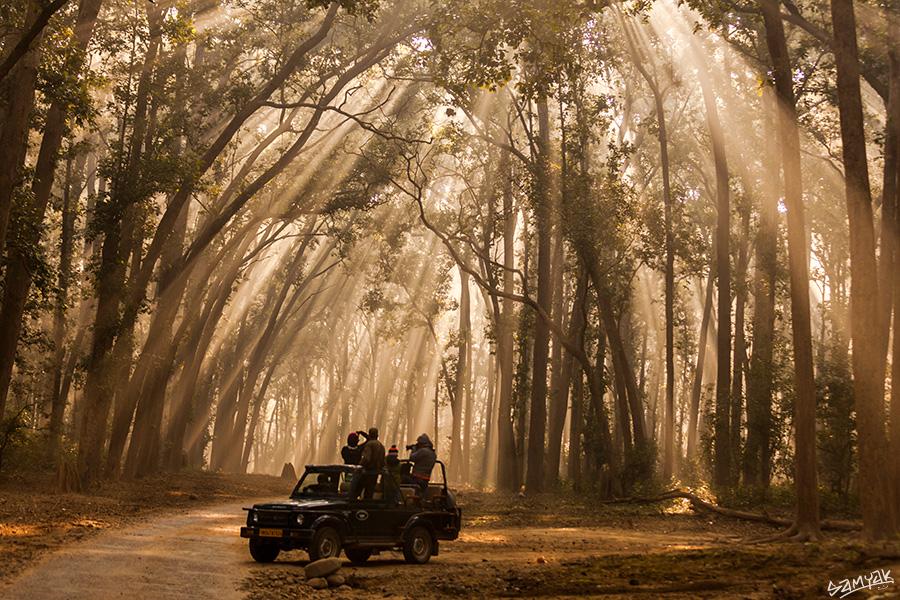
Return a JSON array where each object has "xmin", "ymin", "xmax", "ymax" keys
[{"xmin": 240, "ymin": 461, "xmax": 461, "ymax": 565}]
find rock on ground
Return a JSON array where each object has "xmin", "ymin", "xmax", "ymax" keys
[
  {"xmin": 307, "ymin": 577, "xmax": 328, "ymax": 589},
  {"xmin": 304, "ymin": 557, "xmax": 342, "ymax": 579}
]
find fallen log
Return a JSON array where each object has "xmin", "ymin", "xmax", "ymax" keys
[{"xmin": 605, "ymin": 489, "xmax": 861, "ymax": 532}]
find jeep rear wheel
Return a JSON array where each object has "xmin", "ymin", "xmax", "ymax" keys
[
  {"xmin": 344, "ymin": 548, "xmax": 373, "ymax": 564},
  {"xmin": 308, "ymin": 526, "xmax": 342, "ymax": 561},
  {"xmin": 249, "ymin": 538, "xmax": 280, "ymax": 563},
  {"xmin": 402, "ymin": 525, "xmax": 433, "ymax": 564}
]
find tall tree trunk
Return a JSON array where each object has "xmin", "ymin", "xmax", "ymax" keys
[
  {"xmin": 163, "ymin": 223, "xmax": 262, "ymax": 470},
  {"xmin": 568, "ymin": 362, "xmax": 584, "ymax": 492},
  {"xmin": 497, "ymin": 166, "xmax": 519, "ymax": 492},
  {"xmin": 744, "ymin": 90, "xmax": 779, "ymax": 487},
  {"xmin": 119, "ymin": 198, "xmax": 189, "ymax": 479},
  {"xmin": 566, "ymin": 268, "xmax": 588, "ymax": 490},
  {"xmin": 889, "ymin": 35, "xmax": 900, "ymax": 543},
  {"xmin": 618, "ymin": 6, "xmax": 670, "ymax": 475},
  {"xmin": 830, "ymin": 0, "xmax": 897, "ymax": 540},
  {"xmin": 596, "ymin": 288, "xmax": 646, "ymax": 450},
  {"xmin": 687, "ymin": 267, "xmax": 715, "ymax": 459},
  {"xmin": 657, "ymin": 81, "xmax": 676, "ymax": 482},
  {"xmin": 731, "ymin": 202, "xmax": 751, "ymax": 473},
  {"xmin": 462, "ymin": 299, "xmax": 474, "ymax": 483},
  {"xmin": 760, "ymin": 0, "xmax": 821, "ymax": 540},
  {"xmin": 450, "ymin": 266, "xmax": 470, "ymax": 482},
  {"xmin": 694, "ymin": 48, "xmax": 732, "ymax": 488},
  {"xmin": 241, "ymin": 360, "xmax": 278, "ymax": 472},
  {"xmin": 878, "ymin": 36, "xmax": 900, "ymax": 359},
  {"xmin": 514, "ymin": 305, "xmax": 532, "ymax": 486},
  {"xmin": 45, "ymin": 151, "xmax": 83, "ymax": 459},
  {"xmin": 526, "ymin": 99, "xmax": 554, "ymax": 494},
  {"xmin": 481, "ymin": 351, "xmax": 497, "ymax": 481},
  {"xmin": 546, "ymin": 97, "xmax": 568, "ymax": 487},
  {"xmin": 546, "ymin": 285, "xmax": 575, "ymax": 487},
  {"xmin": 78, "ymin": 208, "xmax": 131, "ymax": 484},
  {"xmin": 584, "ymin": 322, "xmax": 622, "ymax": 497}
]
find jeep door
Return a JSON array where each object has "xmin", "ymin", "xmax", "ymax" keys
[{"xmin": 346, "ymin": 472, "xmax": 391, "ymax": 543}]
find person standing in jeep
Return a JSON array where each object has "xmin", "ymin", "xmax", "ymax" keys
[
  {"xmin": 341, "ymin": 432, "xmax": 363, "ymax": 465},
  {"xmin": 407, "ymin": 433, "xmax": 436, "ymax": 497},
  {"xmin": 356, "ymin": 427, "xmax": 385, "ymax": 499}
]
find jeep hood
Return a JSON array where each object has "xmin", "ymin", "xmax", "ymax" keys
[{"xmin": 251, "ymin": 498, "xmax": 347, "ymax": 510}]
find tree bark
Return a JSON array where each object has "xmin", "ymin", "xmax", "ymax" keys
[
  {"xmin": 694, "ymin": 48, "xmax": 732, "ymax": 489},
  {"xmin": 497, "ymin": 162, "xmax": 519, "ymax": 492},
  {"xmin": 687, "ymin": 267, "xmax": 715, "ymax": 459},
  {"xmin": 619, "ymin": 10, "xmax": 673, "ymax": 477},
  {"xmin": 45, "ymin": 152, "xmax": 83, "ymax": 459},
  {"xmin": 120, "ymin": 201, "xmax": 189, "ymax": 479},
  {"xmin": 830, "ymin": 0, "xmax": 897, "ymax": 540},
  {"xmin": 525, "ymin": 99, "xmax": 554, "ymax": 494},
  {"xmin": 890, "ymin": 41, "xmax": 900, "ymax": 547},
  {"xmin": 596, "ymin": 288, "xmax": 646, "ymax": 450},
  {"xmin": 546, "ymin": 276, "xmax": 575, "ymax": 486},
  {"xmin": 760, "ymin": 0, "xmax": 821, "ymax": 540},
  {"xmin": 450, "ymin": 266, "xmax": 470, "ymax": 482},
  {"xmin": 731, "ymin": 202, "xmax": 751, "ymax": 473},
  {"xmin": 565, "ymin": 268, "xmax": 587, "ymax": 490},
  {"xmin": 653, "ymin": 76, "xmax": 676, "ymax": 482},
  {"xmin": 744, "ymin": 90, "xmax": 779, "ymax": 488}
]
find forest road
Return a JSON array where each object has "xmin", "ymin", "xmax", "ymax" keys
[{"xmin": 1, "ymin": 499, "xmax": 270, "ymax": 600}]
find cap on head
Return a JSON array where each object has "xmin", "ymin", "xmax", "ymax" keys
[
  {"xmin": 368, "ymin": 427, "xmax": 379, "ymax": 439},
  {"xmin": 348, "ymin": 432, "xmax": 359, "ymax": 445},
  {"xmin": 388, "ymin": 445, "xmax": 398, "ymax": 454}
]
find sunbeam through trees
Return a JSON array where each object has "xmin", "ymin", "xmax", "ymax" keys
[{"xmin": 1, "ymin": 0, "xmax": 899, "ymax": 545}]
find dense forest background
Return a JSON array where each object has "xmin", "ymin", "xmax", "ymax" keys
[{"xmin": 0, "ymin": 0, "xmax": 897, "ymax": 541}]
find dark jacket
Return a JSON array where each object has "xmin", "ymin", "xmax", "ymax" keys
[
  {"xmin": 409, "ymin": 433, "xmax": 436, "ymax": 480},
  {"xmin": 341, "ymin": 444, "xmax": 362, "ymax": 465},
  {"xmin": 359, "ymin": 439, "xmax": 385, "ymax": 472}
]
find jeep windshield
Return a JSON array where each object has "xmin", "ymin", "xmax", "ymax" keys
[{"xmin": 290, "ymin": 465, "xmax": 359, "ymax": 499}]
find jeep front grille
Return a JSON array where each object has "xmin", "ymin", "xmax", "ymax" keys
[{"xmin": 255, "ymin": 509, "xmax": 294, "ymax": 527}]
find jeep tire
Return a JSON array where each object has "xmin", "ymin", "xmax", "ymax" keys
[
  {"xmin": 308, "ymin": 525, "xmax": 342, "ymax": 561},
  {"xmin": 249, "ymin": 538, "xmax": 280, "ymax": 563},
  {"xmin": 402, "ymin": 525, "xmax": 433, "ymax": 564}
]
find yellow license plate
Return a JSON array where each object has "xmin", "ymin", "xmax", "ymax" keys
[{"xmin": 259, "ymin": 528, "xmax": 281, "ymax": 538}]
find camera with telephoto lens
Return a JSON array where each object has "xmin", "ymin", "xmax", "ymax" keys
[{"xmin": 405, "ymin": 444, "xmax": 415, "ymax": 451}]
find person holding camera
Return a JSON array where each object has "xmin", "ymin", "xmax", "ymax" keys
[
  {"xmin": 406, "ymin": 433, "xmax": 436, "ymax": 497},
  {"xmin": 341, "ymin": 431, "xmax": 362, "ymax": 465}
]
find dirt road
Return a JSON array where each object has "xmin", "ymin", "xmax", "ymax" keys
[
  {"xmin": 2, "ymin": 501, "xmax": 264, "ymax": 600},
  {"xmin": 3, "ymin": 484, "xmax": 897, "ymax": 600}
]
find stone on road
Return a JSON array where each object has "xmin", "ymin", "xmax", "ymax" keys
[{"xmin": 2, "ymin": 501, "xmax": 259, "ymax": 600}]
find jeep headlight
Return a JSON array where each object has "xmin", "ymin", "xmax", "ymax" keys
[
  {"xmin": 294, "ymin": 513, "xmax": 305, "ymax": 526},
  {"xmin": 249, "ymin": 510, "xmax": 259, "ymax": 524}
]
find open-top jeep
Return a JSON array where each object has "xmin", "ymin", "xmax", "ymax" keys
[{"xmin": 240, "ymin": 460, "xmax": 461, "ymax": 564}]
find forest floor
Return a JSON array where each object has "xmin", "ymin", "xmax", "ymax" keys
[
  {"xmin": 1, "ymin": 470, "xmax": 898, "ymax": 599},
  {"xmin": 0, "ymin": 468, "xmax": 289, "ymax": 588}
]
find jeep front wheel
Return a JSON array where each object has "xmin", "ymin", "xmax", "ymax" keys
[
  {"xmin": 402, "ymin": 525, "xmax": 433, "ymax": 564},
  {"xmin": 308, "ymin": 526, "xmax": 342, "ymax": 561},
  {"xmin": 344, "ymin": 548, "xmax": 373, "ymax": 564},
  {"xmin": 249, "ymin": 538, "xmax": 280, "ymax": 563}
]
